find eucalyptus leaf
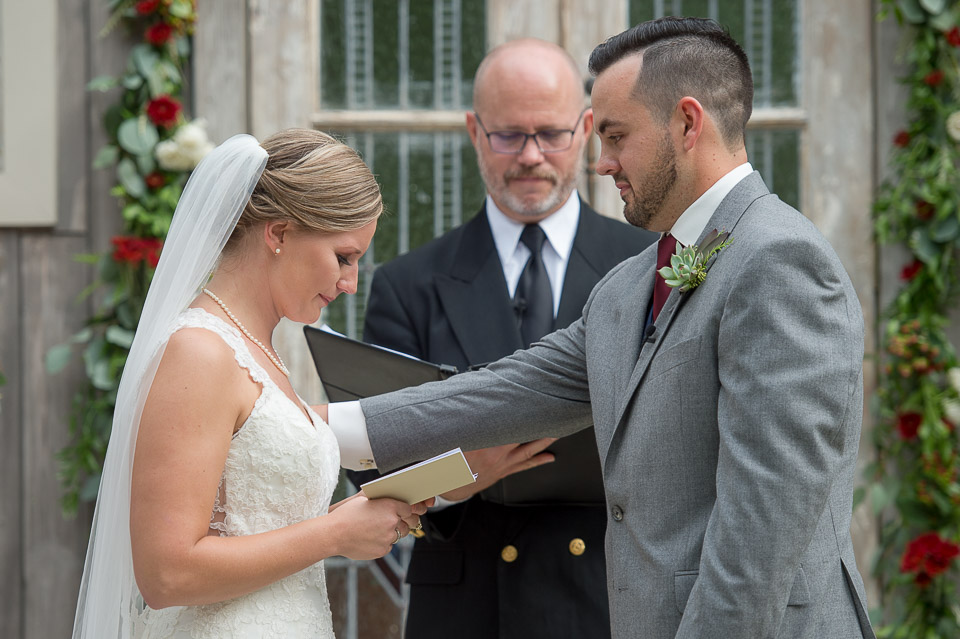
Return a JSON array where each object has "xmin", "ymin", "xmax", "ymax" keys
[
  {"xmin": 899, "ymin": 0, "xmax": 928, "ymax": 23},
  {"xmin": 91, "ymin": 359, "xmax": 114, "ymax": 392},
  {"xmin": 852, "ymin": 486, "xmax": 866, "ymax": 511},
  {"xmin": 93, "ymin": 145, "xmax": 119, "ymax": 170},
  {"xmin": 87, "ymin": 75, "xmax": 118, "ymax": 92},
  {"xmin": 919, "ymin": 0, "xmax": 946, "ymax": 15},
  {"xmin": 929, "ymin": 8, "xmax": 955, "ymax": 30},
  {"xmin": 930, "ymin": 215, "xmax": 960, "ymax": 242},
  {"xmin": 117, "ymin": 116, "xmax": 159, "ymax": 156},
  {"xmin": 136, "ymin": 153, "xmax": 157, "ymax": 175},
  {"xmin": 80, "ymin": 474, "xmax": 102, "ymax": 501},
  {"xmin": 910, "ymin": 228, "xmax": 939, "ymax": 263},
  {"xmin": 71, "ymin": 327, "xmax": 93, "ymax": 344},
  {"xmin": 117, "ymin": 157, "xmax": 146, "ymax": 199},
  {"xmin": 131, "ymin": 44, "xmax": 159, "ymax": 79},
  {"xmin": 46, "ymin": 344, "xmax": 74, "ymax": 374},
  {"xmin": 122, "ymin": 74, "xmax": 143, "ymax": 90},
  {"xmin": 159, "ymin": 60, "xmax": 182, "ymax": 86},
  {"xmin": 105, "ymin": 325, "xmax": 135, "ymax": 349},
  {"xmin": 169, "ymin": 0, "xmax": 193, "ymax": 18},
  {"xmin": 870, "ymin": 482, "xmax": 889, "ymax": 516}
]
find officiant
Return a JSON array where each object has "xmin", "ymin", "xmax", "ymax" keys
[{"xmin": 346, "ymin": 39, "xmax": 653, "ymax": 639}]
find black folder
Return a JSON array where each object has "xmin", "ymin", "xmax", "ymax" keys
[{"xmin": 303, "ymin": 325, "xmax": 457, "ymax": 401}]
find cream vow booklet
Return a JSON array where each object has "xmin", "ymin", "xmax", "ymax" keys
[{"xmin": 360, "ymin": 448, "xmax": 477, "ymax": 504}]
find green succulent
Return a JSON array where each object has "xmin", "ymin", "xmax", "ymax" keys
[{"xmin": 657, "ymin": 229, "xmax": 733, "ymax": 293}]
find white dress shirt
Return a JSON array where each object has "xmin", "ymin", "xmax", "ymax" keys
[
  {"xmin": 329, "ymin": 167, "xmax": 754, "ymax": 470},
  {"xmin": 487, "ymin": 191, "xmax": 581, "ymax": 316}
]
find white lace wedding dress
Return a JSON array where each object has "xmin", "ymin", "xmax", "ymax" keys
[{"xmin": 133, "ymin": 308, "xmax": 340, "ymax": 638}]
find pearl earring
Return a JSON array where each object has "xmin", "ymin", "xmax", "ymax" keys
[{"xmin": 275, "ymin": 248, "xmax": 281, "ymax": 255}]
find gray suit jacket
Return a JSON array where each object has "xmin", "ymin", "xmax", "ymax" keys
[{"xmin": 361, "ymin": 173, "xmax": 876, "ymax": 639}]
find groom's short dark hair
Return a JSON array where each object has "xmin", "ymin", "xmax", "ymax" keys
[{"xmin": 588, "ymin": 17, "xmax": 753, "ymax": 149}]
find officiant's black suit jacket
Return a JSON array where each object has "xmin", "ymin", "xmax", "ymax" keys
[{"xmin": 351, "ymin": 200, "xmax": 653, "ymax": 639}]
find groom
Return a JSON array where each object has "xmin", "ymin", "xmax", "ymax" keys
[{"xmin": 326, "ymin": 17, "xmax": 875, "ymax": 639}]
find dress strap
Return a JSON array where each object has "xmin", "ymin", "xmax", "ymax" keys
[{"xmin": 170, "ymin": 307, "xmax": 278, "ymax": 388}]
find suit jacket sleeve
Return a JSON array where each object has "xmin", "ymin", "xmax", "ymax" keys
[
  {"xmin": 359, "ymin": 304, "xmax": 597, "ymax": 473},
  {"xmin": 677, "ymin": 233, "xmax": 864, "ymax": 637}
]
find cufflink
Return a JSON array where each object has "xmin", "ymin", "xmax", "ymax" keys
[{"xmin": 360, "ymin": 458, "xmax": 375, "ymax": 469}]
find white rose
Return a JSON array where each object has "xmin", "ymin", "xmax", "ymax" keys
[
  {"xmin": 156, "ymin": 140, "xmax": 194, "ymax": 172},
  {"xmin": 176, "ymin": 119, "xmax": 210, "ymax": 151},
  {"xmin": 185, "ymin": 140, "xmax": 214, "ymax": 167},
  {"xmin": 947, "ymin": 112, "xmax": 960, "ymax": 142},
  {"xmin": 944, "ymin": 398, "xmax": 960, "ymax": 426},
  {"xmin": 948, "ymin": 367, "xmax": 960, "ymax": 393}
]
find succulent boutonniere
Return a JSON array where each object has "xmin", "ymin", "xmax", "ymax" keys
[{"xmin": 657, "ymin": 229, "xmax": 733, "ymax": 292}]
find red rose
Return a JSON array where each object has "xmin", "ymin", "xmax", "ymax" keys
[
  {"xmin": 145, "ymin": 172, "xmax": 165, "ymax": 190},
  {"xmin": 146, "ymin": 95, "xmax": 181, "ymax": 128},
  {"xmin": 893, "ymin": 130, "xmax": 911, "ymax": 148},
  {"xmin": 112, "ymin": 236, "xmax": 142, "ymax": 264},
  {"xmin": 897, "ymin": 412, "xmax": 923, "ymax": 440},
  {"xmin": 136, "ymin": 0, "xmax": 160, "ymax": 15},
  {"xmin": 901, "ymin": 259, "xmax": 923, "ymax": 281},
  {"xmin": 947, "ymin": 27, "xmax": 960, "ymax": 47},
  {"xmin": 141, "ymin": 237, "xmax": 163, "ymax": 268},
  {"xmin": 915, "ymin": 200, "xmax": 935, "ymax": 220},
  {"xmin": 145, "ymin": 22, "xmax": 174, "ymax": 46},
  {"xmin": 111, "ymin": 236, "xmax": 163, "ymax": 267},
  {"xmin": 924, "ymin": 70, "xmax": 945, "ymax": 87},
  {"xmin": 900, "ymin": 532, "xmax": 960, "ymax": 586}
]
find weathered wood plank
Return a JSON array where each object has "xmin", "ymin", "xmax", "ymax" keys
[
  {"xmin": 0, "ymin": 231, "xmax": 23, "ymax": 639},
  {"xmin": 195, "ymin": 1, "xmax": 249, "ymax": 142},
  {"xmin": 21, "ymin": 234, "xmax": 92, "ymax": 639},
  {"xmin": 57, "ymin": 0, "xmax": 90, "ymax": 233},
  {"xmin": 248, "ymin": 0, "xmax": 318, "ymax": 138},
  {"xmin": 486, "ymin": 0, "xmax": 561, "ymax": 47},
  {"xmin": 805, "ymin": 0, "xmax": 879, "ymax": 607}
]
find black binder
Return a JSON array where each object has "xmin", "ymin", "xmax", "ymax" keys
[{"xmin": 303, "ymin": 325, "xmax": 457, "ymax": 401}]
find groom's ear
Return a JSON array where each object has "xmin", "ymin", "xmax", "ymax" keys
[{"xmin": 675, "ymin": 96, "xmax": 705, "ymax": 151}]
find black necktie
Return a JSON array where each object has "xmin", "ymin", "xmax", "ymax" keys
[{"xmin": 515, "ymin": 224, "xmax": 554, "ymax": 347}]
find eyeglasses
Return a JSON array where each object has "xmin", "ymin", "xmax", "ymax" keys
[{"xmin": 473, "ymin": 108, "xmax": 588, "ymax": 154}]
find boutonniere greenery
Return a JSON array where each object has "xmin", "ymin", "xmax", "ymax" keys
[{"xmin": 657, "ymin": 229, "xmax": 733, "ymax": 293}]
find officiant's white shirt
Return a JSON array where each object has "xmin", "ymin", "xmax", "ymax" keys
[{"xmin": 328, "ymin": 164, "xmax": 752, "ymax": 470}]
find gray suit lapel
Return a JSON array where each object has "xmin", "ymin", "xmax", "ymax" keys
[{"xmin": 611, "ymin": 172, "xmax": 771, "ymax": 432}]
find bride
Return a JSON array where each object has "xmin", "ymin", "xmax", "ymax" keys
[{"xmin": 72, "ymin": 129, "xmax": 429, "ymax": 638}]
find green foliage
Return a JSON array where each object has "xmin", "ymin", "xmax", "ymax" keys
[
  {"xmin": 873, "ymin": 1, "xmax": 960, "ymax": 634},
  {"xmin": 51, "ymin": 0, "xmax": 198, "ymax": 516}
]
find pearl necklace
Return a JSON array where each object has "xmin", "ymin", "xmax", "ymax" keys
[{"xmin": 201, "ymin": 287, "xmax": 290, "ymax": 377}]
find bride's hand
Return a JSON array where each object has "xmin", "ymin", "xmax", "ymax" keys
[{"xmin": 327, "ymin": 494, "xmax": 415, "ymax": 560}]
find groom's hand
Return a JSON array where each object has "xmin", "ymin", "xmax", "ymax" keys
[{"xmin": 439, "ymin": 438, "xmax": 557, "ymax": 502}]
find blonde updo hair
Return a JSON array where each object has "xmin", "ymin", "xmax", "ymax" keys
[{"xmin": 225, "ymin": 129, "xmax": 383, "ymax": 253}]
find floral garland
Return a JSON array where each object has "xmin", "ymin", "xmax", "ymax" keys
[
  {"xmin": 47, "ymin": 0, "xmax": 211, "ymax": 515},
  {"xmin": 872, "ymin": 0, "xmax": 960, "ymax": 635}
]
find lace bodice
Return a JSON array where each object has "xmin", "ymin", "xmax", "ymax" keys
[{"xmin": 134, "ymin": 308, "xmax": 340, "ymax": 638}]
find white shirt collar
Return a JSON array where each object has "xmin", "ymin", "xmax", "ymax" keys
[
  {"xmin": 669, "ymin": 163, "xmax": 753, "ymax": 247},
  {"xmin": 486, "ymin": 190, "xmax": 581, "ymax": 266}
]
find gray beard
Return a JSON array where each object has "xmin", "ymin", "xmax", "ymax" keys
[{"xmin": 477, "ymin": 153, "xmax": 583, "ymax": 219}]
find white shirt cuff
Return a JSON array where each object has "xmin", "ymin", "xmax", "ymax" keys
[
  {"xmin": 430, "ymin": 495, "xmax": 469, "ymax": 511},
  {"xmin": 327, "ymin": 401, "xmax": 377, "ymax": 471}
]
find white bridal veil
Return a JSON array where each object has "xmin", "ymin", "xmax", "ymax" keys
[{"xmin": 72, "ymin": 134, "xmax": 268, "ymax": 638}]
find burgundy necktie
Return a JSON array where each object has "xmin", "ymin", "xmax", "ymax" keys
[{"xmin": 651, "ymin": 233, "xmax": 678, "ymax": 322}]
